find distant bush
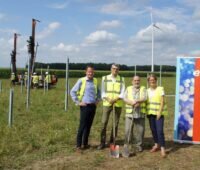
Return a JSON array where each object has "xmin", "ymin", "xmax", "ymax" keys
[
  {"xmin": 0, "ymin": 68, "xmax": 11, "ymax": 78},
  {"xmin": 0, "ymin": 68, "xmax": 175, "ymax": 79},
  {"xmin": 34, "ymin": 62, "xmax": 176, "ymax": 72}
]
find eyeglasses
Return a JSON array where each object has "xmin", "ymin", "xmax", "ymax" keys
[{"xmin": 112, "ymin": 67, "xmax": 119, "ymax": 70}]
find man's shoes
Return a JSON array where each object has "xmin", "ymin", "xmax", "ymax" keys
[
  {"xmin": 82, "ymin": 144, "xmax": 91, "ymax": 150},
  {"xmin": 137, "ymin": 146, "xmax": 143, "ymax": 152},
  {"xmin": 97, "ymin": 144, "xmax": 105, "ymax": 150}
]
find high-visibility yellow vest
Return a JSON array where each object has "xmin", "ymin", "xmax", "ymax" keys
[
  {"xmin": 77, "ymin": 77, "xmax": 98, "ymax": 101},
  {"xmin": 147, "ymin": 86, "xmax": 168, "ymax": 116},
  {"xmin": 125, "ymin": 86, "xmax": 146, "ymax": 114},
  {"xmin": 11, "ymin": 74, "xmax": 15, "ymax": 81},
  {"xmin": 102, "ymin": 74, "xmax": 124, "ymax": 107},
  {"xmin": 24, "ymin": 74, "xmax": 28, "ymax": 81},
  {"xmin": 32, "ymin": 75, "xmax": 39, "ymax": 84},
  {"xmin": 45, "ymin": 75, "xmax": 52, "ymax": 83}
]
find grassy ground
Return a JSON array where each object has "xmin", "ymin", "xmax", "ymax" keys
[{"xmin": 0, "ymin": 77, "xmax": 200, "ymax": 170}]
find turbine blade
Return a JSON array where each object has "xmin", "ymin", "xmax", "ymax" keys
[
  {"xmin": 153, "ymin": 24, "xmax": 162, "ymax": 31},
  {"xmin": 150, "ymin": 12, "xmax": 153, "ymax": 23}
]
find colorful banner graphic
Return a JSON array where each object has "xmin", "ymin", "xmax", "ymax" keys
[{"xmin": 174, "ymin": 57, "xmax": 200, "ymax": 144}]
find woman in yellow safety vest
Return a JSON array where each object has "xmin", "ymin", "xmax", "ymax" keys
[{"xmin": 147, "ymin": 74, "xmax": 168, "ymax": 158}]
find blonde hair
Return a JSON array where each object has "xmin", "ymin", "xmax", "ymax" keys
[{"xmin": 147, "ymin": 74, "xmax": 157, "ymax": 81}]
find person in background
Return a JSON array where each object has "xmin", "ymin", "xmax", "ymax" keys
[
  {"xmin": 45, "ymin": 72, "xmax": 52, "ymax": 88},
  {"xmin": 24, "ymin": 72, "xmax": 28, "ymax": 87},
  {"xmin": 11, "ymin": 72, "xmax": 15, "ymax": 85},
  {"xmin": 147, "ymin": 74, "xmax": 168, "ymax": 158},
  {"xmin": 32, "ymin": 72, "xmax": 39, "ymax": 88},
  {"xmin": 97, "ymin": 63, "xmax": 125, "ymax": 150},
  {"xmin": 123, "ymin": 75, "xmax": 147, "ymax": 156},
  {"xmin": 70, "ymin": 65, "xmax": 101, "ymax": 152},
  {"xmin": 38, "ymin": 73, "xmax": 44, "ymax": 87}
]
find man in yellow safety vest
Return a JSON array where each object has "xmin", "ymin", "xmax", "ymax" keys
[
  {"xmin": 45, "ymin": 72, "xmax": 52, "ymax": 88},
  {"xmin": 70, "ymin": 65, "xmax": 101, "ymax": 152},
  {"xmin": 11, "ymin": 72, "xmax": 16, "ymax": 85},
  {"xmin": 97, "ymin": 63, "xmax": 125, "ymax": 149},
  {"xmin": 122, "ymin": 76, "xmax": 147, "ymax": 156},
  {"xmin": 24, "ymin": 72, "xmax": 28, "ymax": 87},
  {"xmin": 32, "ymin": 72, "xmax": 39, "ymax": 88}
]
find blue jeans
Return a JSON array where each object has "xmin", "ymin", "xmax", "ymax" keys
[{"xmin": 148, "ymin": 115, "xmax": 165, "ymax": 147}]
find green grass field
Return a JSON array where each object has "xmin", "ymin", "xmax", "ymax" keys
[{"xmin": 0, "ymin": 77, "xmax": 200, "ymax": 170}]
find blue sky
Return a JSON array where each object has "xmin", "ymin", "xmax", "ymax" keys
[{"xmin": 1, "ymin": 0, "xmax": 200, "ymax": 68}]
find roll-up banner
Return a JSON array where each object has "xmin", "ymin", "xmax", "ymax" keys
[{"xmin": 174, "ymin": 57, "xmax": 200, "ymax": 144}]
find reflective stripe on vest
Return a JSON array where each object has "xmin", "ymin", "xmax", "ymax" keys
[
  {"xmin": 147, "ymin": 86, "xmax": 168, "ymax": 116},
  {"xmin": 125, "ymin": 86, "xmax": 146, "ymax": 114},
  {"xmin": 77, "ymin": 77, "xmax": 98, "ymax": 101},
  {"xmin": 103, "ymin": 75, "xmax": 124, "ymax": 107}
]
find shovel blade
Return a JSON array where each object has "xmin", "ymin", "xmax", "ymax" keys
[
  {"xmin": 122, "ymin": 146, "xmax": 130, "ymax": 158},
  {"xmin": 110, "ymin": 144, "xmax": 120, "ymax": 158}
]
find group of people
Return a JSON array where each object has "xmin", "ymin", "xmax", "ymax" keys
[
  {"xmin": 31, "ymin": 72, "xmax": 54, "ymax": 88},
  {"xmin": 11, "ymin": 72, "xmax": 57, "ymax": 88},
  {"xmin": 70, "ymin": 63, "xmax": 168, "ymax": 158}
]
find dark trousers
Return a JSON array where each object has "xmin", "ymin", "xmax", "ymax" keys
[
  {"xmin": 148, "ymin": 115, "xmax": 165, "ymax": 147},
  {"xmin": 77, "ymin": 104, "xmax": 96, "ymax": 147}
]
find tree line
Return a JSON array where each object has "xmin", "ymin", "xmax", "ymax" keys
[{"xmin": 34, "ymin": 62, "xmax": 176, "ymax": 72}]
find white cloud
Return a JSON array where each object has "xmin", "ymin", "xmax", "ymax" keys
[
  {"xmin": 51, "ymin": 43, "xmax": 80, "ymax": 52},
  {"xmin": 134, "ymin": 23, "xmax": 178, "ymax": 43},
  {"xmin": 37, "ymin": 22, "xmax": 61, "ymax": 39},
  {"xmin": 178, "ymin": 0, "xmax": 200, "ymax": 22},
  {"xmin": 100, "ymin": 2, "xmax": 145, "ymax": 16},
  {"xmin": 48, "ymin": 1, "xmax": 69, "ymax": 9},
  {"xmin": 127, "ymin": 22, "xmax": 200, "ymax": 65},
  {"xmin": 84, "ymin": 30, "xmax": 118, "ymax": 46},
  {"xmin": 180, "ymin": 0, "xmax": 200, "ymax": 8},
  {"xmin": 99, "ymin": 20, "xmax": 122, "ymax": 29},
  {"xmin": 0, "ymin": 28, "xmax": 17, "ymax": 34},
  {"xmin": 152, "ymin": 7, "xmax": 188, "ymax": 24}
]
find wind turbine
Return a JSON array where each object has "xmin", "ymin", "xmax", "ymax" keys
[{"xmin": 150, "ymin": 11, "xmax": 162, "ymax": 72}]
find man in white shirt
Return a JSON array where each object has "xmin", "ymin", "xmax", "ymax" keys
[{"xmin": 98, "ymin": 64, "xmax": 125, "ymax": 149}]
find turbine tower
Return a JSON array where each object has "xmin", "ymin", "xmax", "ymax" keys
[{"xmin": 150, "ymin": 11, "xmax": 161, "ymax": 72}]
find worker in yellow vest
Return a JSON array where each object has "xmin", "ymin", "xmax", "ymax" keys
[
  {"xmin": 38, "ymin": 74, "xmax": 44, "ymax": 87},
  {"xmin": 45, "ymin": 72, "xmax": 52, "ymax": 88},
  {"xmin": 147, "ymin": 74, "xmax": 168, "ymax": 158},
  {"xmin": 11, "ymin": 72, "xmax": 15, "ymax": 85},
  {"xmin": 70, "ymin": 66, "xmax": 101, "ymax": 152},
  {"xmin": 24, "ymin": 72, "xmax": 28, "ymax": 87},
  {"xmin": 122, "ymin": 76, "xmax": 147, "ymax": 157},
  {"xmin": 97, "ymin": 63, "xmax": 125, "ymax": 150},
  {"xmin": 32, "ymin": 72, "xmax": 39, "ymax": 88}
]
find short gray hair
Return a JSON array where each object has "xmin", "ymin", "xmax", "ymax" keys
[{"xmin": 111, "ymin": 63, "xmax": 120, "ymax": 69}]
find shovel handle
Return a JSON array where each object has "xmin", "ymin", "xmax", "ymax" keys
[
  {"xmin": 113, "ymin": 104, "xmax": 115, "ymax": 145},
  {"xmin": 127, "ymin": 107, "xmax": 136, "ymax": 144}
]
